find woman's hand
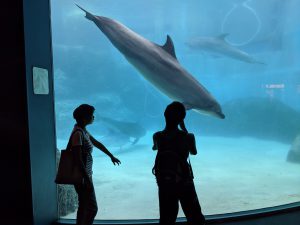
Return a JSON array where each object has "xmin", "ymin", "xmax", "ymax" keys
[{"xmin": 110, "ymin": 156, "xmax": 121, "ymax": 165}]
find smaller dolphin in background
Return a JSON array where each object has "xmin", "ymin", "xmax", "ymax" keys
[
  {"xmin": 186, "ymin": 34, "xmax": 265, "ymax": 65},
  {"xmin": 99, "ymin": 128, "xmax": 131, "ymax": 149},
  {"xmin": 99, "ymin": 116, "xmax": 146, "ymax": 145}
]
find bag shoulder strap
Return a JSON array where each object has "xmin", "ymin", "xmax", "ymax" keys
[{"xmin": 66, "ymin": 128, "xmax": 84, "ymax": 151}]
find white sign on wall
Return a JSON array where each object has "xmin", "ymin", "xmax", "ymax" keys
[{"xmin": 32, "ymin": 66, "xmax": 49, "ymax": 95}]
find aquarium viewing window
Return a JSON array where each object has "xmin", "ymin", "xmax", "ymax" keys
[{"xmin": 51, "ymin": 0, "xmax": 300, "ymax": 221}]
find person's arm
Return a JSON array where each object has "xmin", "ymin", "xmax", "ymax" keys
[
  {"xmin": 89, "ymin": 134, "xmax": 121, "ymax": 165},
  {"xmin": 188, "ymin": 133, "xmax": 197, "ymax": 155},
  {"xmin": 152, "ymin": 132, "xmax": 158, "ymax": 150}
]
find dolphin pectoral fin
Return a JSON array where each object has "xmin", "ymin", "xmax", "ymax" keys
[
  {"xmin": 131, "ymin": 137, "xmax": 140, "ymax": 145},
  {"xmin": 217, "ymin": 33, "xmax": 230, "ymax": 41},
  {"xmin": 161, "ymin": 35, "xmax": 177, "ymax": 60},
  {"xmin": 182, "ymin": 102, "xmax": 193, "ymax": 110},
  {"xmin": 76, "ymin": 4, "xmax": 96, "ymax": 21}
]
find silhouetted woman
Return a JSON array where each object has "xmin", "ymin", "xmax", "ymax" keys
[
  {"xmin": 152, "ymin": 101, "xmax": 205, "ymax": 225},
  {"xmin": 71, "ymin": 104, "xmax": 121, "ymax": 225}
]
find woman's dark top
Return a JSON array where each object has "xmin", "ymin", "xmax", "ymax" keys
[{"xmin": 152, "ymin": 129, "xmax": 197, "ymax": 183}]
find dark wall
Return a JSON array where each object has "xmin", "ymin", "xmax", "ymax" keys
[
  {"xmin": 1, "ymin": 1, "xmax": 33, "ymax": 225},
  {"xmin": 1, "ymin": 1, "xmax": 57, "ymax": 225}
]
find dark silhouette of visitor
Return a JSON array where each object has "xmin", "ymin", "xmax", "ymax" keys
[
  {"xmin": 71, "ymin": 104, "xmax": 121, "ymax": 225},
  {"xmin": 152, "ymin": 101, "xmax": 206, "ymax": 225}
]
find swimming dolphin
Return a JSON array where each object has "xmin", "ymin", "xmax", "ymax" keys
[
  {"xmin": 100, "ymin": 128, "xmax": 131, "ymax": 149},
  {"xmin": 186, "ymin": 34, "xmax": 265, "ymax": 64},
  {"xmin": 99, "ymin": 116, "xmax": 146, "ymax": 145},
  {"xmin": 76, "ymin": 5, "xmax": 225, "ymax": 119}
]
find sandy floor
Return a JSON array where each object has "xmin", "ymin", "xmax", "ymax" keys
[{"xmin": 62, "ymin": 133, "xmax": 300, "ymax": 220}]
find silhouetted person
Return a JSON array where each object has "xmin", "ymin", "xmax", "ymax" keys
[
  {"xmin": 71, "ymin": 104, "xmax": 121, "ymax": 225},
  {"xmin": 152, "ymin": 101, "xmax": 205, "ymax": 225}
]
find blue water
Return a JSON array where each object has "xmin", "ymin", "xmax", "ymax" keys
[{"xmin": 51, "ymin": 0, "xmax": 300, "ymax": 219}]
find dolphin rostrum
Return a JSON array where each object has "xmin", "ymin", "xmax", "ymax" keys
[
  {"xmin": 186, "ymin": 34, "xmax": 265, "ymax": 65},
  {"xmin": 76, "ymin": 5, "xmax": 225, "ymax": 119}
]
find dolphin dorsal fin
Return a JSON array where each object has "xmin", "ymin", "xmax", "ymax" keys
[
  {"xmin": 161, "ymin": 35, "xmax": 177, "ymax": 59},
  {"xmin": 217, "ymin": 33, "xmax": 229, "ymax": 40}
]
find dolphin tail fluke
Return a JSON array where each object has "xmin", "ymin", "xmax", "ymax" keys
[{"xmin": 75, "ymin": 4, "xmax": 95, "ymax": 21}]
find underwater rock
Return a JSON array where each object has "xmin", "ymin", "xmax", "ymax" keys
[
  {"xmin": 287, "ymin": 134, "xmax": 300, "ymax": 163},
  {"xmin": 56, "ymin": 149, "xmax": 78, "ymax": 217},
  {"xmin": 189, "ymin": 97, "xmax": 300, "ymax": 143}
]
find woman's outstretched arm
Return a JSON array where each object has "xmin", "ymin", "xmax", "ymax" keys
[{"xmin": 89, "ymin": 134, "xmax": 121, "ymax": 165}]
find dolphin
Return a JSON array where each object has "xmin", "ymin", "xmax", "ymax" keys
[
  {"xmin": 100, "ymin": 129, "xmax": 131, "ymax": 149},
  {"xmin": 99, "ymin": 116, "xmax": 146, "ymax": 145},
  {"xmin": 76, "ymin": 5, "xmax": 225, "ymax": 119},
  {"xmin": 186, "ymin": 34, "xmax": 265, "ymax": 65}
]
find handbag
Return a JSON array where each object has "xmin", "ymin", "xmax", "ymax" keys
[{"xmin": 55, "ymin": 129, "xmax": 84, "ymax": 185}]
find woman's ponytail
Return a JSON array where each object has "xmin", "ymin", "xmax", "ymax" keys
[{"xmin": 179, "ymin": 120, "xmax": 188, "ymax": 133}]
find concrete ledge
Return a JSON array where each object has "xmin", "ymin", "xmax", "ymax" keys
[{"xmin": 54, "ymin": 202, "xmax": 300, "ymax": 225}]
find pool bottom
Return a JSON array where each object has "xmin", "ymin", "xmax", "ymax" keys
[{"xmin": 62, "ymin": 134, "xmax": 300, "ymax": 220}]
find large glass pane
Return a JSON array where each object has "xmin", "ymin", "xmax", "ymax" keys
[{"xmin": 51, "ymin": 0, "xmax": 300, "ymax": 220}]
